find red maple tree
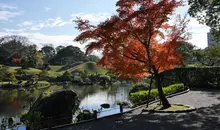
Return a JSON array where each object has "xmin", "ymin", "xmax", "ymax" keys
[
  {"xmin": 12, "ymin": 58, "xmax": 20, "ymax": 63},
  {"xmin": 74, "ymin": 0, "xmax": 189, "ymax": 108}
]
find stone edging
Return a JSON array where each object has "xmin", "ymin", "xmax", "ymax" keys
[
  {"xmin": 43, "ymin": 88, "xmax": 190, "ymax": 130},
  {"xmin": 142, "ymin": 103, "xmax": 196, "ymax": 113}
]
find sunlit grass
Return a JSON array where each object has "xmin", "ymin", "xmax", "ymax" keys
[
  {"xmin": 146, "ymin": 104, "xmax": 189, "ymax": 111},
  {"xmin": 69, "ymin": 62, "xmax": 107, "ymax": 74}
]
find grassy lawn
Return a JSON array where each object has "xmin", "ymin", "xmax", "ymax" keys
[
  {"xmin": 146, "ymin": 104, "xmax": 189, "ymax": 111},
  {"xmin": 0, "ymin": 80, "xmax": 50, "ymax": 85},
  {"xmin": 69, "ymin": 62, "xmax": 107, "ymax": 74},
  {"xmin": 1, "ymin": 62, "xmax": 108, "ymax": 79},
  {"xmin": 50, "ymin": 66, "xmax": 62, "ymax": 72},
  {"xmin": 7, "ymin": 66, "xmax": 20, "ymax": 73}
]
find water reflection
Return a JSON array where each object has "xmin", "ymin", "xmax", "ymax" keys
[{"xmin": 0, "ymin": 84, "xmax": 131, "ymax": 121}]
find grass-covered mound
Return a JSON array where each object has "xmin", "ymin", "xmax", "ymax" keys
[
  {"xmin": 143, "ymin": 104, "xmax": 195, "ymax": 113},
  {"xmin": 69, "ymin": 62, "xmax": 107, "ymax": 75},
  {"xmin": 129, "ymin": 83, "xmax": 185, "ymax": 105}
]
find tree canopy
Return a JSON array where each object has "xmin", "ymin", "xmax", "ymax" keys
[
  {"xmin": 75, "ymin": 0, "xmax": 189, "ymax": 108},
  {"xmin": 0, "ymin": 35, "xmax": 37, "ymax": 65},
  {"xmin": 188, "ymin": 0, "xmax": 220, "ymax": 42},
  {"xmin": 49, "ymin": 45, "xmax": 87, "ymax": 65}
]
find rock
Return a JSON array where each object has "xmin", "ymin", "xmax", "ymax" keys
[{"xmin": 24, "ymin": 90, "xmax": 79, "ymax": 129}]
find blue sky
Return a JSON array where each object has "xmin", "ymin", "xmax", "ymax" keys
[{"xmin": 0, "ymin": 0, "xmax": 210, "ymax": 51}]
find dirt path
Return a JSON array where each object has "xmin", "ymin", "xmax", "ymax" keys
[{"xmin": 55, "ymin": 89, "xmax": 220, "ymax": 130}]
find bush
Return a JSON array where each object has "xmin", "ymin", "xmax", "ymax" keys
[
  {"xmin": 159, "ymin": 67, "xmax": 220, "ymax": 88},
  {"xmin": 129, "ymin": 83, "xmax": 149, "ymax": 95},
  {"xmin": 21, "ymin": 111, "xmax": 43, "ymax": 130},
  {"xmin": 74, "ymin": 109, "xmax": 99, "ymax": 123},
  {"xmin": 129, "ymin": 83, "xmax": 184, "ymax": 105}
]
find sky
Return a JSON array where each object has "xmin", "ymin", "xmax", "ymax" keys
[{"xmin": 0, "ymin": 0, "xmax": 210, "ymax": 51}]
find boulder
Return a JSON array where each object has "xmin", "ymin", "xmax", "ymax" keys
[{"xmin": 23, "ymin": 90, "xmax": 79, "ymax": 129}]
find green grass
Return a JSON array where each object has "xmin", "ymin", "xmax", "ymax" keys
[
  {"xmin": 23, "ymin": 68, "xmax": 42, "ymax": 75},
  {"xmin": 1, "ymin": 62, "xmax": 108, "ymax": 78},
  {"xmin": 0, "ymin": 80, "xmax": 50, "ymax": 85},
  {"xmin": 7, "ymin": 66, "xmax": 20, "ymax": 73},
  {"xmin": 0, "ymin": 81, "xmax": 10, "ymax": 85},
  {"xmin": 50, "ymin": 66, "xmax": 62, "ymax": 72},
  {"xmin": 69, "ymin": 62, "xmax": 107, "ymax": 74},
  {"xmin": 146, "ymin": 104, "xmax": 189, "ymax": 111}
]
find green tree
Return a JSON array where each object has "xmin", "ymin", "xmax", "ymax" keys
[
  {"xmin": 87, "ymin": 55, "xmax": 100, "ymax": 62},
  {"xmin": 188, "ymin": 0, "xmax": 220, "ymax": 42},
  {"xmin": 194, "ymin": 46, "xmax": 220, "ymax": 66},
  {"xmin": 61, "ymin": 71, "xmax": 72, "ymax": 81},
  {"xmin": 0, "ymin": 66, "xmax": 8, "ymax": 83},
  {"xmin": 55, "ymin": 45, "xmax": 65, "ymax": 53},
  {"xmin": 49, "ymin": 46, "xmax": 87, "ymax": 65},
  {"xmin": 177, "ymin": 41, "xmax": 196, "ymax": 65},
  {"xmin": 41, "ymin": 44, "xmax": 56, "ymax": 64},
  {"xmin": 34, "ymin": 51, "xmax": 43, "ymax": 67},
  {"xmin": 0, "ymin": 35, "xmax": 37, "ymax": 65},
  {"xmin": 6, "ymin": 72, "xmax": 18, "ymax": 84},
  {"xmin": 16, "ymin": 68, "xmax": 26, "ymax": 77}
]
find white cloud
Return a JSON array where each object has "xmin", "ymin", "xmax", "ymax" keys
[
  {"xmin": 30, "ymin": 27, "xmax": 40, "ymax": 31},
  {"xmin": 0, "ymin": 10, "xmax": 22, "ymax": 21},
  {"xmin": 71, "ymin": 13, "xmax": 110, "ymax": 22},
  {"xmin": 50, "ymin": 17, "xmax": 68, "ymax": 27},
  {"xmin": 45, "ymin": 7, "xmax": 51, "ymax": 12},
  {"xmin": 15, "ymin": 17, "xmax": 70, "ymax": 31},
  {"xmin": 0, "ymin": 31, "xmax": 85, "ymax": 50},
  {"xmin": 0, "ymin": 3, "xmax": 17, "ymax": 10},
  {"xmin": 2, "ymin": 28, "xmax": 27, "ymax": 33},
  {"xmin": 17, "ymin": 21, "xmax": 33, "ymax": 27},
  {"xmin": 187, "ymin": 18, "xmax": 210, "ymax": 49}
]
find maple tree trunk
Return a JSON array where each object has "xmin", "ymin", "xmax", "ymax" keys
[{"xmin": 154, "ymin": 71, "xmax": 171, "ymax": 109}]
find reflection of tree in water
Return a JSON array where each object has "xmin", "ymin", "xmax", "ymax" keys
[
  {"xmin": 73, "ymin": 85, "xmax": 102, "ymax": 100},
  {"xmin": 0, "ymin": 84, "xmax": 132, "ymax": 119}
]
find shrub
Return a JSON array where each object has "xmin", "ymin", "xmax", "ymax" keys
[
  {"xmin": 159, "ymin": 67, "xmax": 220, "ymax": 88},
  {"xmin": 74, "ymin": 109, "xmax": 99, "ymax": 123},
  {"xmin": 21, "ymin": 111, "xmax": 43, "ymax": 130},
  {"xmin": 129, "ymin": 83, "xmax": 184, "ymax": 105},
  {"xmin": 129, "ymin": 83, "xmax": 149, "ymax": 95}
]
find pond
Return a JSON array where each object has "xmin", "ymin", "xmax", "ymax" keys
[{"xmin": 0, "ymin": 84, "xmax": 132, "ymax": 123}]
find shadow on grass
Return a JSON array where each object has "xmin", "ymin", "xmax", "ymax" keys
[{"xmin": 54, "ymin": 103, "xmax": 220, "ymax": 130}]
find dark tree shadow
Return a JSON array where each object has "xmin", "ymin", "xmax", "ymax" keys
[{"xmin": 53, "ymin": 103, "xmax": 220, "ymax": 130}]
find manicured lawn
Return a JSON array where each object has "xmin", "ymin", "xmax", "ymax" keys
[
  {"xmin": 69, "ymin": 62, "xmax": 107, "ymax": 74},
  {"xmin": 146, "ymin": 104, "xmax": 189, "ymax": 111},
  {"xmin": 50, "ymin": 66, "xmax": 62, "ymax": 72},
  {"xmin": 0, "ymin": 80, "xmax": 50, "ymax": 85},
  {"xmin": 1, "ymin": 62, "xmax": 108, "ymax": 78}
]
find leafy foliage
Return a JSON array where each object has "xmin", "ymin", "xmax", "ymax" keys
[
  {"xmin": 74, "ymin": 109, "xmax": 100, "ymax": 123},
  {"xmin": 194, "ymin": 46, "xmax": 220, "ymax": 66},
  {"xmin": 129, "ymin": 83, "xmax": 150, "ymax": 95},
  {"xmin": 0, "ymin": 35, "xmax": 37, "ymax": 65},
  {"xmin": 21, "ymin": 111, "xmax": 43, "ymax": 130},
  {"xmin": 75, "ymin": 0, "xmax": 189, "ymax": 108},
  {"xmin": 130, "ymin": 83, "xmax": 184, "ymax": 104},
  {"xmin": 188, "ymin": 0, "xmax": 220, "ymax": 42},
  {"xmin": 49, "ymin": 46, "xmax": 87, "ymax": 65},
  {"xmin": 160, "ymin": 66, "xmax": 220, "ymax": 88}
]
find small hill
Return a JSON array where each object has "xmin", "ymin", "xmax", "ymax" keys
[
  {"xmin": 1, "ymin": 62, "xmax": 108, "ymax": 78},
  {"xmin": 68, "ymin": 62, "xmax": 108, "ymax": 75}
]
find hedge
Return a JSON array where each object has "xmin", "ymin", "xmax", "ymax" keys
[
  {"xmin": 129, "ymin": 83, "xmax": 185, "ymax": 104},
  {"xmin": 159, "ymin": 67, "xmax": 220, "ymax": 88}
]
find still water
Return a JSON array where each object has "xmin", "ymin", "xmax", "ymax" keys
[{"xmin": 0, "ymin": 84, "xmax": 132, "ymax": 122}]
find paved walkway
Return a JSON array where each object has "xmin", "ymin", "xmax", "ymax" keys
[{"xmin": 57, "ymin": 89, "xmax": 220, "ymax": 130}]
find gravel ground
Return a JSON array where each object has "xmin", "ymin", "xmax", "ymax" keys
[{"xmin": 55, "ymin": 89, "xmax": 220, "ymax": 130}]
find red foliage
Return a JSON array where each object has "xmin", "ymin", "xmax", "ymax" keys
[
  {"xmin": 12, "ymin": 58, "xmax": 20, "ymax": 63},
  {"xmin": 74, "ymin": 0, "xmax": 189, "ymax": 81}
]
